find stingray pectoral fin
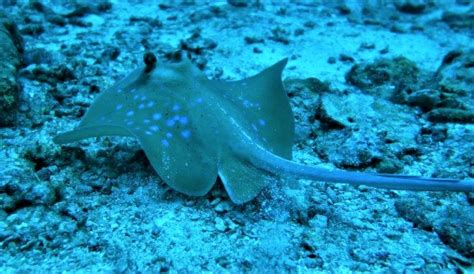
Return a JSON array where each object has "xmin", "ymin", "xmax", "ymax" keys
[
  {"xmin": 54, "ymin": 125, "xmax": 132, "ymax": 144},
  {"xmin": 221, "ymin": 58, "xmax": 294, "ymax": 159},
  {"xmin": 218, "ymin": 153, "xmax": 274, "ymax": 204},
  {"xmin": 135, "ymin": 132, "xmax": 218, "ymax": 196}
]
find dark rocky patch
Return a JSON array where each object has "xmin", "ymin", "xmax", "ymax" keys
[{"xmin": 0, "ymin": 18, "xmax": 24, "ymax": 127}]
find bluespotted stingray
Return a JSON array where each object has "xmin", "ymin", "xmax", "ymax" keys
[{"xmin": 54, "ymin": 53, "xmax": 474, "ymax": 203}]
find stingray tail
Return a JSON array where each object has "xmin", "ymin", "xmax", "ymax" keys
[{"xmin": 249, "ymin": 145, "xmax": 474, "ymax": 192}]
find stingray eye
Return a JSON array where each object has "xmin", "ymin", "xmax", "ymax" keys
[
  {"xmin": 164, "ymin": 50, "xmax": 182, "ymax": 62},
  {"xmin": 144, "ymin": 52, "xmax": 157, "ymax": 73}
]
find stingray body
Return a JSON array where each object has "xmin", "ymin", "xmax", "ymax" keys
[{"xmin": 54, "ymin": 53, "xmax": 474, "ymax": 203}]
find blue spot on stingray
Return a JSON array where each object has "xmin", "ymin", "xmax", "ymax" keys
[
  {"xmin": 116, "ymin": 104, "xmax": 123, "ymax": 110},
  {"xmin": 172, "ymin": 104, "xmax": 180, "ymax": 112},
  {"xmin": 181, "ymin": 129, "xmax": 191, "ymax": 139},
  {"xmin": 126, "ymin": 121, "xmax": 134, "ymax": 126},
  {"xmin": 166, "ymin": 119, "xmax": 176, "ymax": 127},
  {"xmin": 258, "ymin": 119, "xmax": 266, "ymax": 126},
  {"xmin": 126, "ymin": 110, "xmax": 134, "ymax": 117},
  {"xmin": 196, "ymin": 97, "xmax": 203, "ymax": 104},
  {"xmin": 145, "ymin": 131, "xmax": 153, "ymax": 136},
  {"xmin": 149, "ymin": 125, "xmax": 159, "ymax": 132},
  {"xmin": 161, "ymin": 139, "xmax": 169, "ymax": 147},
  {"xmin": 178, "ymin": 116, "xmax": 189, "ymax": 125},
  {"xmin": 243, "ymin": 100, "xmax": 252, "ymax": 108},
  {"xmin": 147, "ymin": 101, "xmax": 155, "ymax": 108},
  {"xmin": 166, "ymin": 132, "xmax": 173, "ymax": 138},
  {"xmin": 138, "ymin": 103, "xmax": 145, "ymax": 110},
  {"xmin": 144, "ymin": 119, "xmax": 151, "ymax": 124},
  {"xmin": 130, "ymin": 88, "xmax": 137, "ymax": 93},
  {"xmin": 133, "ymin": 95, "xmax": 139, "ymax": 100},
  {"xmin": 153, "ymin": 113, "xmax": 162, "ymax": 120},
  {"xmin": 140, "ymin": 95, "xmax": 147, "ymax": 101}
]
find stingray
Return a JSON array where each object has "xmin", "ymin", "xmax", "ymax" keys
[{"xmin": 54, "ymin": 53, "xmax": 474, "ymax": 203}]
